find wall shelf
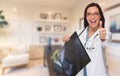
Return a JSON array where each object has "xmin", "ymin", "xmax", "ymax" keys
[
  {"xmin": 36, "ymin": 19, "xmax": 69, "ymax": 23},
  {"xmin": 32, "ymin": 19, "xmax": 69, "ymax": 45}
]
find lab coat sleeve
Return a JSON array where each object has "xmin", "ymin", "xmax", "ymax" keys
[{"xmin": 100, "ymin": 31, "xmax": 112, "ymax": 76}]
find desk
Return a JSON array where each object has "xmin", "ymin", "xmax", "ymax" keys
[{"xmin": 29, "ymin": 45, "xmax": 44, "ymax": 60}]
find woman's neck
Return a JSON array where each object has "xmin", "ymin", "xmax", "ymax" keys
[{"xmin": 88, "ymin": 26, "xmax": 98, "ymax": 38}]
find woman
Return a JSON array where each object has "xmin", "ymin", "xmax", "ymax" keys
[{"xmin": 63, "ymin": 2, "xmax": 112, "ymax": 76}]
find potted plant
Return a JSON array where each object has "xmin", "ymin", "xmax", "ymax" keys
[
  {"xmin": 0, "ymin": 10, "xmax": 9, "ymax": 36},
  {"xmin": 0, "ymin": 10, "xmax": 8, "ymax": 28}
]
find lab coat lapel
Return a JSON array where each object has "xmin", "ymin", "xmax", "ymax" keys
[
  {"xmin": 78, "ymin": 28, "xmax": 87, "ymax": 46},
  {"xmin": 86, "ymin": 30, "xmax": 99, "ymax": 48}
]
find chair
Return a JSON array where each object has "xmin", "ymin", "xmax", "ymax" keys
[
  {"xmin": 44, "ymin": 45, "xmax": 62, "ymax": 76},
  {"xmin": 1, "ymin": 43, "xmax": 29, "ymax": 74}
]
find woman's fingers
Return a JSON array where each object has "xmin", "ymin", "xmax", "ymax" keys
[
  {"xmin": 99, "ymin": 28, "xmax": 106, "ymax": 41},
  {"xmin": 63, "ymin": 35, "xmax": 70, "ymax": 42}
]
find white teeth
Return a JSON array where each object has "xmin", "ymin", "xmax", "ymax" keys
[
  {"xmin": 90, "ymin": 20, "xmax": 96, "ymax": 23},
  {"xmin": 91, "ymin": 20, "xmax": 95, "ymax": 21}
]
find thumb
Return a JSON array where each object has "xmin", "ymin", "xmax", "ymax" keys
[{"xmin": 99, "ymin": 21, "xmax": 103, "ymax": 28}]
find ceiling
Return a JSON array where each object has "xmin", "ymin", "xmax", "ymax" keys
[
  {"xmin": 2, "ymin": 0, "xmax": 80, "ymax": 9},
  {"xmin": 1, "ymin": 0, "xmax": 120, "ymax": 9}
]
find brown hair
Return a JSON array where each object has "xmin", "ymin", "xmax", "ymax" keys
[{"xmin": 84, "ymin": 2, "xmax": 105, "ymax": 28}]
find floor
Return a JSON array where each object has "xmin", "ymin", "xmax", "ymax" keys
[
  {"xmin": 0, "ymin": 59, "xmax": 46, "ymax": 76},
  {"xmin": 0, "ymin": 49, "xmax": 120, "ymax": 76}
]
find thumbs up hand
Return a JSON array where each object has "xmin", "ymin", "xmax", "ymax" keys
[{"xmin": 99, "ymin": 21, "xmax": 106, "ymax": 41}]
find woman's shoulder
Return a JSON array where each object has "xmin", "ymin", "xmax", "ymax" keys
[{"xmin": 76, "ymin": 28, "xmax": 86, "ymax": 35}]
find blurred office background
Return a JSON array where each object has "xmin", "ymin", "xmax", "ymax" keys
[{"xmin": 0, "ymin": 0, "xmax": 120, "ymax": 76}]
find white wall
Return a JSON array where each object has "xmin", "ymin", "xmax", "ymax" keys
[
  {"xmin": 0, "ymin": 0, "xmax": 120, "ymax": 47},
  {"xmin": 0, "ymin": 1, "xmax": 72, "ymax": 46}
]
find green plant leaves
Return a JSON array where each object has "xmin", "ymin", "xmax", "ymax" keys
[
  {"xmin": 0, "ymin": 10, "xmax": 3, "ymax": 14},
  {"xmin": 0, "ymin": 10, "xmax": 8, "ymax": 28}
]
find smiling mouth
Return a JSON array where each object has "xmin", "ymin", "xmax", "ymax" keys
[{"xmin": 90, "ymin": 20, "xmax": 97, "ymax": 24}]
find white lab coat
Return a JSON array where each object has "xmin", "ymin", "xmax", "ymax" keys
[{"xmin": 76, "ymin": 27, "xmax": 112, "ymax": 76}]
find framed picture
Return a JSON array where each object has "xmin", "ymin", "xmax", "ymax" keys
[
  {"xmin": 53, "ymin": 13, "xmax": 62, "ymax": 20},
  {"xmin": 45, "ymin": 25, "xmax": 51, "ymax": 32},
  {"xmin": 104, "ymin": 3, "xmax": 120, "ymax": 42},
  {"xmin": 54, "ymin": 25, "xmax": 62, "ymax": 32},
  {"xmin": 40, "ymin": 13, "xmax": 48, "ymax": 19},
  {"xmin": 39, "ymin": 36, "xmax": 47, "ymax": 43}
]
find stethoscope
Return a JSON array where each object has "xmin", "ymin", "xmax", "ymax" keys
[
  {"xmin": 85, "ymin": 33, "xmax": 98, "ymax": 51},
  {"xmin": 79, "ymin": 27, "xmax": 98, "ymax": 51}
]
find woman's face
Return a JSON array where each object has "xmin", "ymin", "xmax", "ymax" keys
[{"xmin": 86, "ymin": 6, "xmax": 101, "ymax": 29}]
